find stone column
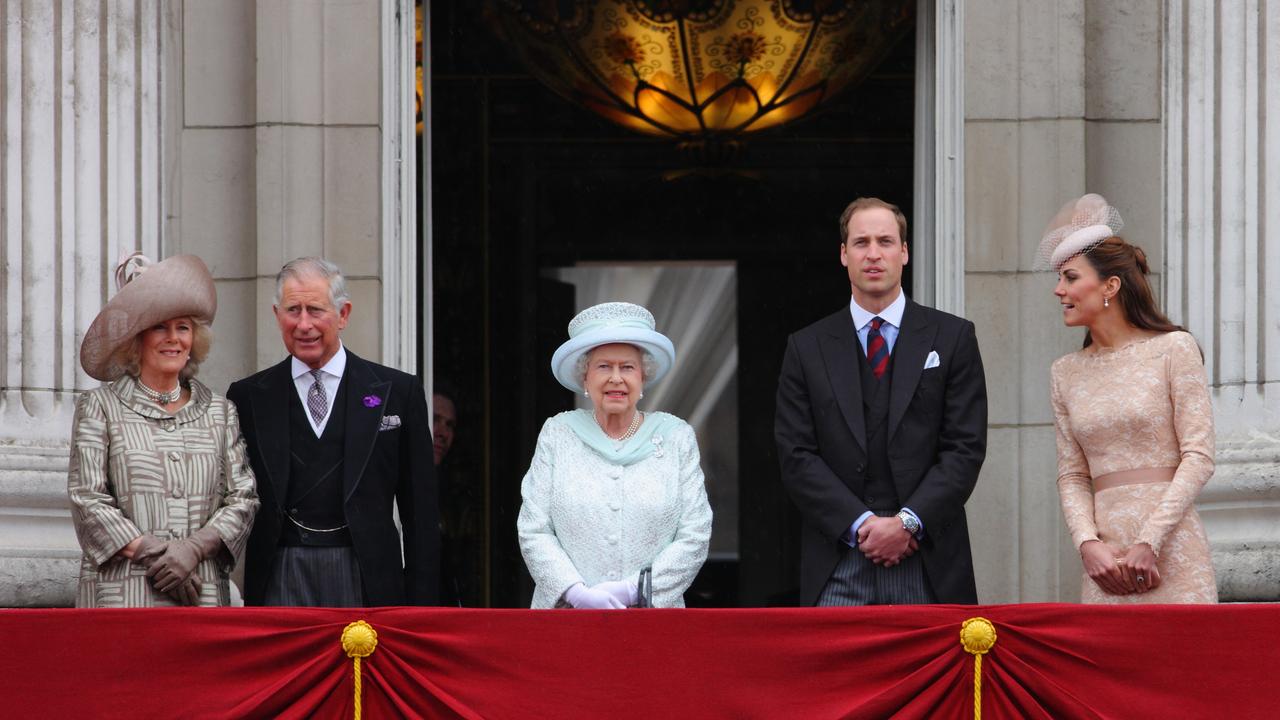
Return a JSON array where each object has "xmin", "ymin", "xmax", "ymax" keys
[
  {"xmin": 1165, "ymin": 0, "xmax": 1280, "ymax": 601},
  {"xmin": 0, "ymin": 0, "xmax": 168, "ymax": 605}
]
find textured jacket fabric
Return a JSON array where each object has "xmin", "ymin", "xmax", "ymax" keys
[
  {"xmin": 67, "ymin": 376, "xmax": 260, "ymax": 607},
  {"xmin": 518, "ymin": 411, "xmax": 713, "ymax": 608}
]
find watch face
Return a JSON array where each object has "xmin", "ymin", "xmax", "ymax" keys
[{"xmin": 899, "ymin": 513, "xmax": 920, "ymax": 533}]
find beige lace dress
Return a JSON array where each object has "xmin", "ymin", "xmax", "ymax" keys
[{"xmin": 1050, "ymin": 331, "xmax": 1217, "ymax": 603}]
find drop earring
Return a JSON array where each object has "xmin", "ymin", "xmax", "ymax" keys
[
  {"xmin": 584, "ymin": 390, "xmax": 590, "ymax": 398},
  {"xmin": 1104, "ymin": 296, "xmax": 1110, "ymax": 308},
  {"xmin": 639, "ymin": 392, "xmax": 644, "ymax": 400}
]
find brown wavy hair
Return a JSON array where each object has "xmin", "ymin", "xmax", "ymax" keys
[{"xmin": 1078, "ymin": 236, "xmax": 1184, "ymax": 348}]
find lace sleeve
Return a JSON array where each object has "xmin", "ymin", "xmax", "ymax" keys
[
  {"xmin": 1052, "ymin": 364, "xmax": 1099, "ymax": 549},
  {"xmin": 1137, "ymin": 333, "xmax": 1216, "ymax": 554}
]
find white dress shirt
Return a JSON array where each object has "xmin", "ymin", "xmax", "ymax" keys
[
  {"xmin": 291, "ymin": 343, "xmax": 347, "ymax": 437},
  {"xmin": 844, "ymin": 290, "xmax": 922, "ymax": 545},
  {"xmin": 849, "ymin": 289, "xmax": 906, "ymax": 355}
]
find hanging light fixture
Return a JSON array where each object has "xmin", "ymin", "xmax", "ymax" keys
[{"xmin": 487, "ymin": 0, "xmax": 913, "ymax": 156}]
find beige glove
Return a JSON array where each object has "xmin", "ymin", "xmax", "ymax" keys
[
  {"xmin": 167, "ymin": 573, "xmax": 203, "ymax": 606},
  {"xmin": 130, "ymin": 534, "xmax": 170, "ymax": 568},
  {"xmin": 146, "ymin": 527, "xmax": 224, "ymax": 593}
]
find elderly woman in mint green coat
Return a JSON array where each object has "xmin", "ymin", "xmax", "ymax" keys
[{"xmin": 518, "ymin": 302, "xmax": 712, "ymax": 609}]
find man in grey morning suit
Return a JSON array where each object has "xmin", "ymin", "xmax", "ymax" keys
[
  {"xmin": 228, "ymin": 257, "xmax": 438, "ymax": 607},
  {"xmin": 775, "ymin": 198, "xmax": 987, "ymax": 605}
]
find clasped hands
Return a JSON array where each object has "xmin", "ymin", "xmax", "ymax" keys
[
  {"xmin": 564, "ymin": 579, "xmax": 638, "ymax": 609},
  {"xmin": 856, "ymin": 516, "xmax": 918, "ymax": 567},
  {"xmin": 121, "ymin": 528, "xmax": 224, "ymax": 606},
  {"xmin": 1080, "ymin": 539, "xmax": 1162, "ymax": 595}
]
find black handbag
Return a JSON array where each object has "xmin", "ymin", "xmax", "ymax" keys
[{"xmin": 636, "ymin": 567, "xmax": 653, "ymax": 608}]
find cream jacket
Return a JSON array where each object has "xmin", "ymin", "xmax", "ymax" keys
[{"xmin": 518, "ymin": 412, "xmax": 712, "ymax": 608}]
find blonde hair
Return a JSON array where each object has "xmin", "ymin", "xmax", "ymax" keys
[{"xmin": 111, "ymin": 317, "xmax": 213, "ymax": 383}]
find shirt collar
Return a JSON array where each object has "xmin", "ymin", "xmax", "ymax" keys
[
  {"xmin": 291, "ymin": 342, "xmax": 347, "ymax": 380},
  {"xmin": 849, "ymin": 290, "xmax": 907, "ymax": 330}
]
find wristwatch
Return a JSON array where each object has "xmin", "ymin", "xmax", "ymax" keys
[{"xmin": 896, "ymin": 510, "xmax": 921, "ymax": 536}]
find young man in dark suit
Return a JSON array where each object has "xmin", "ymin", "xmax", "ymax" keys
[
  {"xmin": 228, "ymin": 257, "xmax": 438, "ymax": 606},
  {"xmin": 775, "ymin": 198, "xmax": 987, "ymax": 605}
]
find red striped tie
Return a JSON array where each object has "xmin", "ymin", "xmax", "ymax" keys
[{"xmin": 867, "ymin": 317, "xmax": 889, "ymax": 379}]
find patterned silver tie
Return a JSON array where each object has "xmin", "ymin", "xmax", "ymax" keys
[{"xmin": 306, "ymin": 369, "xmax": 327, "ymax": 425}]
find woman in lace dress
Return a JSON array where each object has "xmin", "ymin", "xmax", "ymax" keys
[
  {"xmin": 1042, "ymin": 195, "xmax": 1217, "ymax": 603},
  {"xmin": 518, "ymin": 302, "xmax": 712, "ymax": 609}
]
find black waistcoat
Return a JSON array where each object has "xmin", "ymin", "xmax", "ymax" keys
[
  {"xmin": 281, "ymin": 374, "xmax": 351, "ymax": 546},
  {"xmin": 857, "ymin": 340, "xmax": 900, "ymax": 514}
]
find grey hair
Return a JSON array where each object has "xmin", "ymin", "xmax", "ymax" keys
[
  {"xmin": 274, "ymin": 256, "xmax": 350, "ymax": 310},
  {"xmin": 575, "ymin": 345, "xmax": 658, "ymax": 386}
]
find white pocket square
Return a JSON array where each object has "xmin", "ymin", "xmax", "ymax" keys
[
  {"xmin": 378, "ymin": 415, "xmax": 401, "ymax": 431},
  {"xmin": 923, "ymin": 351, "xmax": 941, "ymax": 370}
]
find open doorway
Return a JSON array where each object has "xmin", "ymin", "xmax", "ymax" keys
[{"xmin": 429, "ymin": 1, "xmax": 916, "ymax": 607}]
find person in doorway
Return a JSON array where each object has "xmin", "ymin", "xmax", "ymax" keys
[
  {"xmin": 1042, "ymin": 194, "xmax": 1217, "ymax": 603},
  {"xmin": 228, "ymin": 256, "xmax": 438, "ymax": 607},
  {"xmin": 775, "ymin": 197, "xmax": 988, "ymax": 605},
  {"xmin": 434, "ymin": 382, "xmax": 481, "ymax": 606},
  {"xmin": 518, "ymin": 302, "xmax": 712, "ymax": 608},
  {"xmin": 69, "ymin": 253, "xmax": 258, "ymax": 607}
]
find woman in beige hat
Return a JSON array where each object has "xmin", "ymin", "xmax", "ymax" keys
[
  {"xmin": 518, "ymin": 302, "xmax": 712, "ymax": 609},
  {"xmin": 68, "ymin": 253, "xmax": 259, "ymax": 607},
  {"xmin": 1040, "ymin": 195, "xmax": 1217, "ymax": 603}
]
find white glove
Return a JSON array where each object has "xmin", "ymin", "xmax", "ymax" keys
[
  {"xmin": 564, "ymin": 582, "xmax": 625, "ymax": 609},
  {"xmin": 591, "ymin": 580, "xmax": 638, "ymax": 608}
]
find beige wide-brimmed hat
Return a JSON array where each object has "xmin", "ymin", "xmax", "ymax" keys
[
  {"xmin": 550, "ymin": 302, "xmax": 675, "ymax": 393},
  {"xmin": 80, "ymin": 253, "xmax": 217, "ymax": 381}
]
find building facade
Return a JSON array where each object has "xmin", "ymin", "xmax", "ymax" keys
[{"xmin": 1, "ymin": 0, "xmax": 1275, "ymax": 605}]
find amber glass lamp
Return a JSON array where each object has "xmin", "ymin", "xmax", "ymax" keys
[{"xmin": 487, "ymin": 0, "xmax": 913, "ymax": 154}]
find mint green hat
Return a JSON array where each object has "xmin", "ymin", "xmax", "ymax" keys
[{"xmin": 550, "ymin": 302, "xmax": 675, "ymax": 393}]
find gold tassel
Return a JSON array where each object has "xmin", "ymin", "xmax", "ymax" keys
[
  {"xmin": 960, "ymin": 617, "xmax": 997, "ymax": 720},
  {"xmin": 341, "ymin": 620, "xmax": 378, "ymax": 720}
]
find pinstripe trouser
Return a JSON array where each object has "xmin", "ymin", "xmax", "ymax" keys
[
  {"xmin": 262, "ymin": 546, "xmax": 365, "ymax": 607},
  {"xmin": 816, "ymin": 524, "xmax": 935, "ymax": 606}
]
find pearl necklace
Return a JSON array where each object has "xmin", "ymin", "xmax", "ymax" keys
[
  {"xmin": 138, "ymin": 379, "xmax": 182, "ymax": 405},
  {"xmin": 597, "ymin": 410, "xmax": 643, "ymax": 442}
]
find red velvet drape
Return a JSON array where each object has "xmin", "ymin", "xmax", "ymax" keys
[{"xmin": 4, "ymin": 603, "xmax": 1276, "ymax": 719}]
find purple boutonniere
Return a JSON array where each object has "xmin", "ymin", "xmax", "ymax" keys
[{"xmin": 363, "ymin": 395, "xmax": 382, "ymax": 408}]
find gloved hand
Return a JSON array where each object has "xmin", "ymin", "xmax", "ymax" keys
[
  {"xmin": 146, "ymin": 527, "xmax": 224, "ymax": 593},
  {"xmin": 128, "ymin": 534, "xmax": 170, "ymax": 568},
  {"xmin": 591, "ymin": 580, "xmax": 638, "ymax": 608},
  {"xmin": 167, "ymin": 573, "xmax": 203, "ymax": 606},
  {"xmin": 564, "ymin": 582, "xmax": 625, "ymax": 609}
]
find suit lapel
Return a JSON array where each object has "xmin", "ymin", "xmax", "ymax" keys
[
  {"xmin": 342, "ymin": 352, "xmax": 391, "ymax": 502},
  {"xmin": 818, "ymin": 310, "xmax": 867, "ymax": 452},
  {"xmin": 888, "ymin": 300, "xmax": 938, "ymax": 441},
  {"xmin": 251, "ymin": 359, "xmax": 294, "ymax": 510}
]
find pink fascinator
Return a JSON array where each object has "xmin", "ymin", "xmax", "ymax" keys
[{"xmin": 1035, "ymin": 194, "xmax": 1124, "ymax": 270}]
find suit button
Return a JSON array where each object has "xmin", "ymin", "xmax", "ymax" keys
[
  {"xmin": 609, "ymin": 502, "xmax": 621, "ymax": 511},
  {"xmin": 608, "ymin": 571, "xmax": 619, "ymax": 580},
  {"xmin": 609, "ymin": 467, "xmax": 622, "ymax": 479},
  {"xmin": 171, "ymin": 487, "xmax": 184, "ymax": 499},
  {"xmin": 167, "ymin": 451, "xmax": 181, "ymax": 461},
  {"xmin": 607, "ymin": 535, "xmax": 619, "ymax": 545},
  {"xmin": 867, "ymin": 495, "xmax": 876, "ymax": 504},
  {"xmin": 856, "ymin": 464, "xmax": 865, "ymax": 473},
  {"xmin": 165, "ymin": 423, "xmax": 176, "ymax": 432}
]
